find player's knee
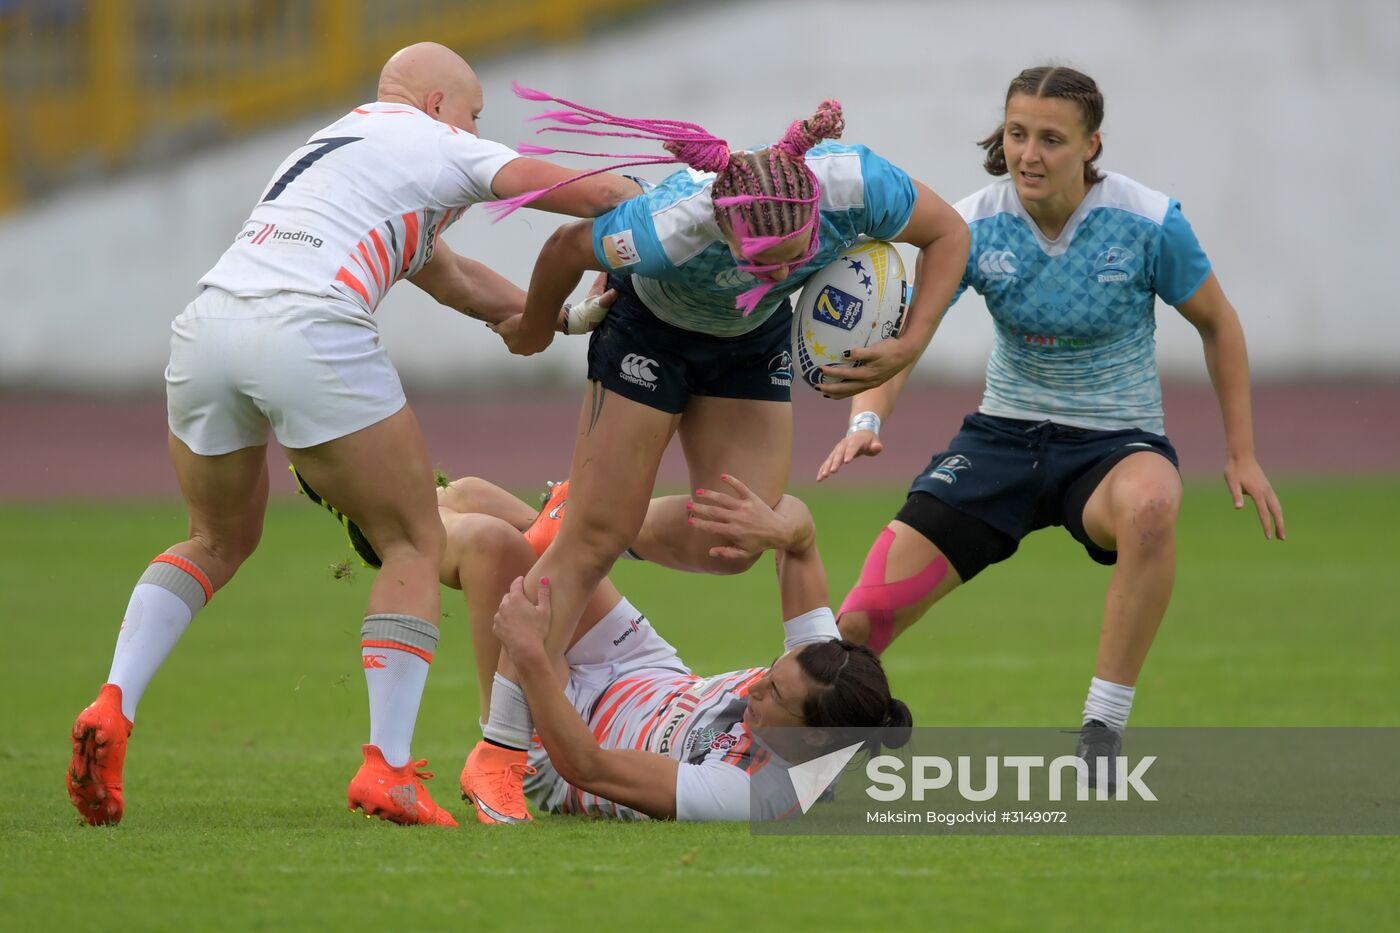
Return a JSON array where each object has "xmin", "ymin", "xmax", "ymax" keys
[
  {"xmin": 437, "ymin": 476, "xmax": 491, "ymax": 513},
  {"xmin": 836, "ymin": 609, "xmax": 872, "ymax": 645},
  {"xmin": 455, "ymin": 514, "xmax": 531, "ymax": 562},
  {"xmin": 697, "ymin": 549, "xmax": 761, "ymax": 576},
  {"xmin": 1116, "ymin": 482, "xmax": 1180, "ymax": 549},
  {"xmin": 189, "ymin": 520, "xmax": 262, "ymax": 576}
]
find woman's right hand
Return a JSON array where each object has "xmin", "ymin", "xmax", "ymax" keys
[{"xmin": 816, "ymin": 429, "xmax": 883, "ymax": 482}]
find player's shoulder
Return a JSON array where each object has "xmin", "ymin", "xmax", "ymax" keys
[
  {"xmin": 1086, "ymin": 171, "xmax": 1176, "ymax": 226},
  {"xmin": 954, "ymin": 177, "xmax": 1022, "ymax": 225},
  {"xmin": 624, "ymin": 168, "xmax": 722, "ymax": 258}
]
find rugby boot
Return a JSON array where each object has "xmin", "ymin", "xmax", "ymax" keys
[
  {"xmin": 347, "ymin": 744, "xmax": 458, "ymax": 826},
  {"xmin": 460, "ymin": 740, "xmax": 537, "ymax": 825},
  {"xmin": 67, "ymin": 683, "xmax": 133, "ymax": 826},
  {"xmin": 523, "ymin": 480, "xmax": 568, "ymax": 558},
  {"xmin": 1075, "ymin": 718, "xmax": 1123, "ymax": 795},
  {"xmin": 289, "ymin": 464, "xmax": 382, "ymax": 568}
]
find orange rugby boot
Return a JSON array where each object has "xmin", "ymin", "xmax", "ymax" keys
[
  {"xmin": 459, "ymin": 740, "xmax": 537, "ymax": 825},
  {"xmin": 347, "ymin": 744, "xmax": 458, "ymax": 826},
  {"xmin": 523, "ymin": 480, "xmax": 568, "ymax": 557},
  {"xmin": 67, "ymin": 683, "xmax": 133, "ymax": 826}
]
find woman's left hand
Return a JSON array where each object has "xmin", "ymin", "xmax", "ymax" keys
[
  {"xmin": 816, "ymin": 337, "xmax": 919, "ymax": 399},
  {"xmin": 1225, "ymin": 455, "xmax": 1286, "ymax": 540},
  {"xmin": 686, "ymin": 474, "xmax": 790, "ymax": 561}
]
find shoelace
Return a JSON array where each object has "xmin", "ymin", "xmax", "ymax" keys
[
  {"xmin": 487, "ymin": 762, "xmax": 539, "ymax": 805},
  {"xmin": 408, "ymin": 759, "xmax": 435, "ymax": 783}
]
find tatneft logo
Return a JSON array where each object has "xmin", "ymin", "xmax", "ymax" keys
[
  {"xmin": 865, "ymin": 754, "xmax": 1157, "ymax": 804},
  {"xmin": 769, "ymin": 350, "xmax": 793, "ymax": 387},
  {"xmin": 612, "ymin": 617, "xmax": 642, "ymax": 647},
  {"xmin": 620, "ymin": 353, "xmax": 659, "ymax": 390},
  {"xmin": 978, "ymin": 250, "xmax": 1018, "ymax": 280},
  {"xmin": 1092, "ymin": 246, "xmax": 1134, "ymax": 284},
  {"xmin": 237, "ymin": 223, "xmax": 325, "ymax": 248},
  {"xmin": 929, "ymin": 454, "xmax": 971, "ymax": 484}
]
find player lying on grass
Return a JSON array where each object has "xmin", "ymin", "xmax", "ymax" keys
[{"xmin": 300, "ymin": 471, "xmax": 913, "ymax": 821}]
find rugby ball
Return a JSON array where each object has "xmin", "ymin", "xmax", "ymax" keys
[{"xmin": 791, "ymin": 240, "xmax": 908, "ymax": 389}]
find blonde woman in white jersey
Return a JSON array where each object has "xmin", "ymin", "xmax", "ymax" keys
[{"xmin": 65, "ymin": 43, "xmax": 639, "ymax": 828}]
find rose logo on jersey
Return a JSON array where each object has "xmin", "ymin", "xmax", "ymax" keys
[
  {"xmin": 929, "ymin": 454, "xmax": 972, "ymax": 485},
  {"xmin": 812, "ymin": 286, "xmax": 863, "ymax": 331},
  {"xmin": 978, "ymin": 250, "xmax": 1019, "ymax": 281},
  {"xmin": 1092, "ymin": 246, "xmax": 1134, "ymax": 284}
]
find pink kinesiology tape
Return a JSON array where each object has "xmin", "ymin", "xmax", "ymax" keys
[{"xmin": 838, "ymin": 528, "xmax": 948, "ymax": 655}]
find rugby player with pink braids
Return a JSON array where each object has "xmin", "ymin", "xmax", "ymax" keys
[{"xmin": 459, "ymin": 88, "xmax": 967, "ymax": 823}]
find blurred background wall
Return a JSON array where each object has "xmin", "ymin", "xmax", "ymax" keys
[{"xmin": 1, "ymin": 0, "xmax": 1398, "ymax": 393}]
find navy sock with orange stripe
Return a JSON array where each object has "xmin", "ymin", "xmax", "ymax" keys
[
  {"xmin": 106, "ymin": 553, "xmax": 213, "ymax": 722},
  {"xmin": 360, "ymin": 613, "xmax": 438, "ymax": 768}
]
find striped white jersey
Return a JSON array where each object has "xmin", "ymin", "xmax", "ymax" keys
[
  {"xmin": 525, "ymin": 603, "xmax": 838, "ymax": 821},
  {"xmin": 199, "ymin": 102, "xmax": 520, "ymax": 316}
]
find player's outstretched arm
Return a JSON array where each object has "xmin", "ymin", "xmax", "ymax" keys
[
  {"xmin": 818, "ymin": 180, "xmax": 968, "ymax": 398},
  {"xmin": 686, "ymin": 475, "xmax": 828, "ymax": 621},
  {"xmin": 409, "ymin": 239, "xmax": 526, "ymax": 326},
  {"xmin": 1174, "ymin": 272, "xmax": 1285, "ymax": 540},
  {"xmin": 494, "ymin": 577, "xmax": 680, "ymax": 819},
  {"xmin": 493, "ymin": 220, "xmax": 604, "ymax": 356},
  {"xmin": 491, "ymin": 160, "xmax": 640, "ymax": 218}
]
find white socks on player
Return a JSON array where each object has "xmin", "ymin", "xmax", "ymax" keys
[
  {"xmin": 360, "ymin": 614, "xmax": 438, "ymax": 768},
  {"xmin": 482, "ymin": 673, "xmax": 533, "ymax": 750},
  {"xmin": 1082, "ymin": 676, "xmax": 1135, "ymax": 732},
  {"xmin": 107, "ymin": 556, "xmax": 212, "ymax": 722}
]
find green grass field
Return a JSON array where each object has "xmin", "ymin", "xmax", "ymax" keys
[{"xmin": 3, "ymin": 479, "xmax": 1398, "ymax": 931}]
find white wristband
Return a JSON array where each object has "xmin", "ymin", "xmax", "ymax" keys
[
  {"xmin": 848, "ymin": 411, "xmax": 881, "ymax": 437},
  {"xmin": 562, "ymin": 294, "xmax": 612, "ymax": 335}
]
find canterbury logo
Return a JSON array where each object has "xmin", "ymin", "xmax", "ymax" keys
[
  {"xmin": 619, "ymin": 353, "xmax": 659, "ymax": 390},
  {"xmin": 977, "ymin": 250, "xmax": 1019, "ymax": 279},
  {"xmin": 362, "ymin": 654, "xmax": 388, "ymax": 669}
]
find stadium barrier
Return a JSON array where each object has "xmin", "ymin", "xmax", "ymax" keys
[{"xmin": 0, "ymin": 0, "xmax": 669, "ymax": 212}]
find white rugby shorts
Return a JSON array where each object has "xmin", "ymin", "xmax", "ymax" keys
[{"xmin": 165, "ymin": 287, "xmax": 406, "ymax": 454}]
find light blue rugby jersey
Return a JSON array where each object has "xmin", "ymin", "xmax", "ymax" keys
[
  {"xmin": 591, "ymin": 142, "xmax": 917, "ymax": 338},
  {"xmin": 950, "ymin": 172, "xmax": 1212, "ymax": 435}
]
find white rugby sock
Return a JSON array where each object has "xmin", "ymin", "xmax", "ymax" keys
[
  {"xmin": 1082, "ymin": 676, "xmax": 1135, "ymax": 732},
  {"xmin": 482, "ymin": 674, "xmax": 533, "ymax": 751},
  {"xmin": 361, "ymin": 614, "xmax": 438, "ymax": 768},
  {"xmin": 107, "ymin": 555, "xmax": 212, "ymax": 722}
]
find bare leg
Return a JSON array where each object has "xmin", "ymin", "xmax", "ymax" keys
[
  {"xmin": 524, "ymin": 383, "xmax": 678, "ymax": 657},
  {"xmin": 166, "ymin": 435, "xmax": 270, "ymax": 590},
  {"xmin": 286, "ymin": 404, "xmax": 444, "ymax": 623},
  {"xmin": 631, "ymin": 396, "xmax": 792, "ymax": 574},
  {"xmin": 285, "ymin": 404, "xmax": 445, "ymax": 770},
  {"xmin": 444, "ymin": 511, "xmax": 625, "ymax": 714},
  {"xmin": 1079, "ymin": 452, "xmax": 1182, "ymax": 686}
]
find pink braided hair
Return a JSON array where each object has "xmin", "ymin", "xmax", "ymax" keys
[{"xmin": 493, "ymin": 84, "xmax": 844, "ymax": 314}]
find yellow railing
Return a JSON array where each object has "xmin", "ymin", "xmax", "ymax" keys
[{"xmin": 0, "ymin": 0, "xmax": 669, "ymax": 213}]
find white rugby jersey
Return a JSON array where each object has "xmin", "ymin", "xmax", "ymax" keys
[
  {"xmin": 199, "ymin": 102, "xmax": 520, "ymax": 315},
  {"xmin": 526, "ymin": 607, "xmax": 839, "ymax": 821}
]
